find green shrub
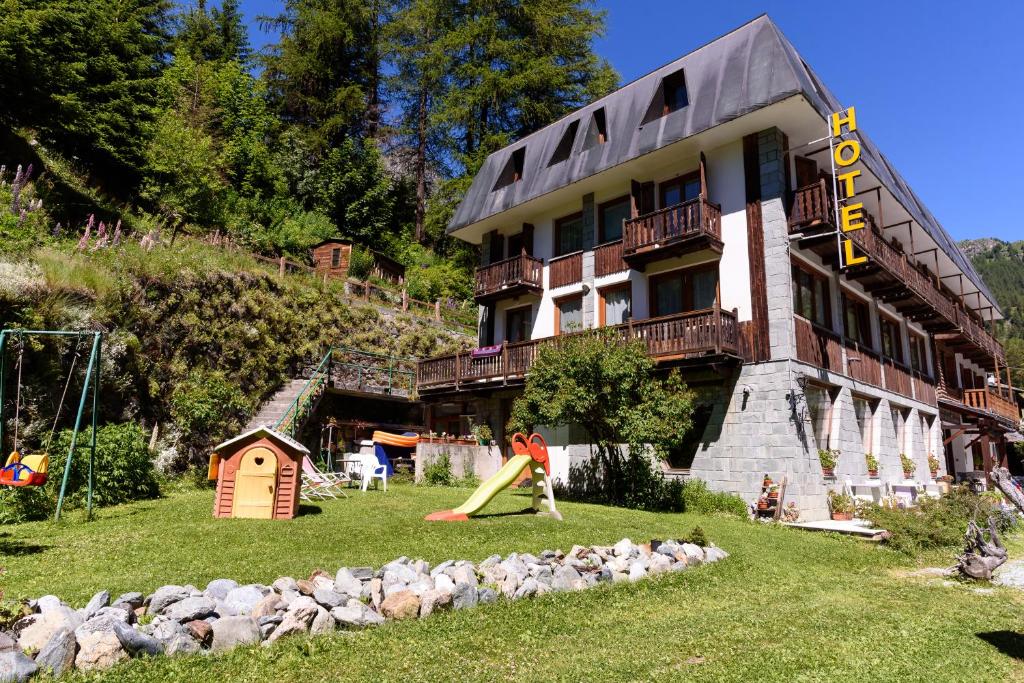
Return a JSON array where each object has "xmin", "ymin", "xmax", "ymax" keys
[
  {"xmin": 687, "ymin": 525, "xmax": 709, "ymax": 547},
  {"xmin": 681, "ymin": 478, "xmax": 749, "ymax": 519},
  {"xmin": 347, "ymin": 245, "xmax": 374, "ymax": 281},
  {"xmin": 170, "ymin": 369, "xmax": 250, "ymax": 466},
  {"xmin": 0, "ymin": 484, "xmax": 50, "ymax": 524},
  {"xmin": 422, "ymin": 453, "xmax": 455, "ymax": 487},
  {"xmin": 862, "ymin": 485, "xmax": 1019, "ymax": 555}
]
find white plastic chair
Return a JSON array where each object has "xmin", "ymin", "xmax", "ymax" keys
[{"xmin": 359, "ymin": 452, "xmax": 387, "ymax": 492}]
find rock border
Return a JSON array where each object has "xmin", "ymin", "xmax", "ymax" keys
[{"xmin": 1, "ymin": 537, "xmax": 727, "ymax": 679}]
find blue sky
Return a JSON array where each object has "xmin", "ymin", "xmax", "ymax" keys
[{"xmin": 237, "ymin": 0, "xmax": 1022, "ymax": 242}]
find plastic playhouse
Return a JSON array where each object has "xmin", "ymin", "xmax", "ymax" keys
[
  {"xmin": 425, "ymin": 432, "xmax": 561, "ymax": 522},
  {"xmin": 211, "ymin": 426, "xmax": 310, "ymax": 520}
]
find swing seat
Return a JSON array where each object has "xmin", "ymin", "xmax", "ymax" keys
[{"xmin": 1, "ymin": 451, "xmax": 49, "ymax": 487}]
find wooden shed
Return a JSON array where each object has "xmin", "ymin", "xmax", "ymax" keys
[
  {"xmin": 212, "ymin": 426, "xmax": 309, "ymax": 520},
  {"xmin": 312, "ymin": 238, "xmax": 352, "ymax": 279}
]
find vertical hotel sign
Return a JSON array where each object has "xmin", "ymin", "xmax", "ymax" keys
[{"xmin": 828, "ymin": 107, "xmax": 868, "ymax": 268}]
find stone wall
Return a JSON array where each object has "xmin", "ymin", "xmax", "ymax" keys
[{"xmin": 414, "ymin": 443, "xmax": 502, "ymax": 483}]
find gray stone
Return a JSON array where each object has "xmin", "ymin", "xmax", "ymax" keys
[
  {"xmin": 613, "ymin": 538, "xmax": 635, "ymax": 557},
  {"xmin": 330, "ymin": 601, "xmax": 384, "ymax": 629},
  {"xmin": 84, "ymin": 590, "xmax": 110, "ymax": 620},
  {"xmin": 204, "ymin": 579, "xmax": 238, "ymax": 601},
  {"xmin": 412, "ymin": 559, "xmax": 430, "ymax": 576},
  {"xmin": 349, "ymin": 567, "xmax": 374, "ymax": 581},
  {"xmin": 165, "ymin": 634, "xmax": 201, "ymax": 656},
  {"xmin": 113, "ymin": 621, "xmax": 164, "ymax": 657},
  {"xmin": 35, "ymin": 596, "xmax": 63, "ymax": 614},
  {"xmin": 452, "ymin": 582, "xmax": 478, "ymax": 610},
  {"xmin": 34, "ymin": 628, "xmax": 76, "ymax": 677},
  {"xmin": 500, "ymin": 574, "xmax": 519, "ymax": 599},
  {"xmin": 286, "ymin": 596, "xmax": 319, "ymax": 614},
  {"xmin": 75, "ymin": 630, "xmax": 127, "ymax": 672},
  {"xmin": 512, "ymin": 577, "xmax": 539, "ymax": 600},
  {"xmin": 16, "ymin": 607, "xmax": 82, "ymax": 652},
  {"xmin": 211, "ymin": 616, "xmax": 261, "ymax": 651},
  {"xmin": 452, "ymin": 565, "xmax": 477, "ymax": 587},
  {"xmin": 434, "ymin": 573, "xmax": 456, "ymax": 594},
  {"xmin": 478, "ymin": 554, "xmax": 501, "ymax": 569},
  {"xmin": 407, "ymin": 578, "xmax": 434, "ymax": 597},
  {"xmin": 224, "ymin": 585, "xmax": 266, "ymax": 617},
  {"xmin": 533, "ymin": 565, "xmax": 553, "ymax": 585},
  {"xmin": 383, "ymin": 564, "xmax": 417, "ymax": 587},
  {"xmin": 552, "ymin": 565, "xmax": 582, "ymax": 592},
  {"xmin": 272, "ymin": 577, "xmax": 298, "ymax": 594},
  {"xmin": 251, "ymin": 593, "xmax": 283, "ymax": 620},
  {"xmin": 598, "ymin": 565, "xmax": 613, "ymax": 583},
  {"xmin": 311, "ymin": 575, "xmax": 335, "ymax": 592},
  {"xmin": 334, "ymin": 568, "xmax": 363, "ymax": 599},
  {"xmin": 163, "ymin": 596, "xmax": 217, "ymax": 623},
  {"xmin": 0, "ymin": 633, "xmax": 14, "ymax": 653},
  {"xmin": 499, "ymin": 557, "xmax": 528, "ymax": 583},
  {"xmin": 113, "ymin": 592, "xmax": 144, "ymax": 609},
  {"xmin": 265, "ymin": 605, "xmax": 318, "ymax": 644},
  {"xmin": 0, "ymin": 651, "xmax": 37, "ymax": 682},
  {"xmin": 649, "ymin": 553, "xmax": 672, "ymax": 575},
  {"xmin": 312, "ymin": 588, "xmax": 346, "ymax": 609},
  {"xmin": 310, "ymin": 606, "xmax": 335, "ymax": 636},
  {"xmin": 149, "ymin": 618, "xmax": 189, "ymax": 645},
  {"xmin": 258, "ymin": 615, "xmax": 283, "ymax": 628},
  {"xmin": 419, "ymin": 589, "xmax": 452, "ymax": 618},
  {"xmin": 703, "ymin": 546, "xmax": 728, "ymax": 563},
  {"xmin": 148, "ymin": 585, "xmax": 190, "ymax": 615},
  {"xmin": 478, "ymin": 588, "xmax": 498, "ymax": 605},
  {"xmin": 680, "ymin": 544, "xmax": 704, "ymax": 564},
  {"xmin": 429, "ymin": 560, "xmax": 455, "ymax": 577}
]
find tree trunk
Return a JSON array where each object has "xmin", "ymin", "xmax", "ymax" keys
[
  {"xmin": 991, "ymin": 467, "xmax": 1024, "ymax": 514},
  {"xmin": 957, "ymin": 517, "xmax": 1008, "ymax": 580}
]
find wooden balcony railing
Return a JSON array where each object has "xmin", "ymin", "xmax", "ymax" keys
[
  {"xmin": 882, "ymin": 357, "xmax": 913, "ymax": 399},
  {"xmin": 964, "ymin": 388, "xmax": 1021, "ymax": 424},
  {"xmin": 623, "ymin": 196, "xmax": 722, "ymax": 257},
  {"xmin": 549, "ymin": 251, "xmax": 583, "ymax": 289},
  {"xmin": 417, "ymin": 308, "xmax": 739, "ymax": 389},
  {"xmin": 788, "ymin": 180, "xmax": 1004, "ymax": 363},
  {"xmin": 474, "ymin": 253, "xmax": 543, "ymax": 301},
  {"xmin": 594, "ymin": 239, "xmax": 628, "ymax": 277},
  {"xmin": 794, "ymin": 317, "xmax": 843, "ymax": 372},
  {"xmin": 845, "ymin": 341, "xmax": 882, "ymax": 387},
  {"xmin": 912, "ymin": 371, "xmax": 937, "ymax": 405}
]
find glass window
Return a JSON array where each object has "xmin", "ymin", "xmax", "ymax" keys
[
  {"xmin": 793, "ymin": 264, "xmax": 831, "ymax": 328},
  {"xmin": 601, "ymin": 285, "xmax": 631, "ymax": 326},
  {"xmin": 598, "ymin": 196, "xmax": 630, "ymax": 243},
  {"xmin": 555, "ymin": 213, "xmax": 583, "ymax": 257},
  {"xmin": 843, "ymin": 293, "xmax": 872, "ymax": 345},
  {"xmin": 693, "ymin": 270, "xmax": 718, "ymax": 310},
  {"xmin": 505, "ymin": 306, "xmax": 531, "ymax": 343},
  {"xmin": 909, "ymin": 334, "xmax": 927, "ymax": 373},
  {"xmin": 880, "ymin": 317, "xmax": 903, "ymax": 363},
  {"xmin": 663, "ymin": 70, "xmax": 689, "ymax": 113},
  {"xmin": 660, "ymin": 175, "xmax": 701, "ymax": 208},
  {"xmin": 331, "ymin": 248, "xmax": 341, "ymax": 268},
  {"xmin": 556, "ymin": 296, "xmax": 583, "ymax": 335},
  {"xmin": 653, "ymin": 276, "xmax": 684, "ymax": 317},
  {"xmin": 650, "ymin": 266, "xmax": 718, "ymax": 317}
]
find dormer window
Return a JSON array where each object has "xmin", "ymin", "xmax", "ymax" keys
[
  {"xmin": 548, "ymin": 120, "xmax": 579, "ymax": 166},
  {"xmin": 582, "ymin": 108, "xmax": 607, "ymax": 150},
  {"xmin": 642, "ymin": 68, "xmax": 689, "ymax": 124},
  {"xmin": 492, "ymin": 147, "xmax": 526, "ymax": 190}
]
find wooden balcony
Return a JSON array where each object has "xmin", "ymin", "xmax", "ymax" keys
[
  {"xmin": 417, "ymin": 308, "xmax": 740, "ymax": 391},
  {"xmin": 793, "ymin": 316, "xmax": 936, "ymax": 405},
  {"xmin": 788, "ymin": 180, "xmax": 1005, "ymax": 365},
  {"xmin": 622, "ymin": 197, "xmax": 722, "ymax": 268},
  {"xmin": 594, "ymin": 239, "xmax": 628, "ymax": 277},
  {"xmin": 549, "ymin": 251, "xmax": 582, "ymax": 289},
  {"xmin": 964, "ymin": 388, "xmax": 1021, "ymax": 425},
  {"xmin": 474, "ymin": 253, "xmax": 543, "ymax": 303}
]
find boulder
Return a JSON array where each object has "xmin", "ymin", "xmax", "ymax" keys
[
  {"xmin": 500, "ymin": 574, "xmax": 519, "ymax": 599},
  {"xmin": 434, "ymin": 574, "xmax": 456, "ymax": 595},
  {"xmin": 34, "ymin": 628, "xmax": 76, "ymax": 677},
  {"xmin": 628, "ymin": 562, "xmax": 647, "ymax": 582},
  {"xmin": 452, "ymin": 582, "xmax": 478, "ymax": 610},
  {"xmin": 349, "ymin": 567, "xmax": 374, "ymax": 581},
  {"xmin": 264, "ymin": 605, "xmax": 317, "ymax": 645},
  {"xmin": 165, "ymin": 634, "xmax": 201, "ymax": 656},
  {"xmin": 311, "ymin": 575, "xmax": 335, "ymax": 593},
  {"xmin": 149, "ymin": 618, "xmax": 190, "ymax": 645},
  {"xmin": 272, "ymin": 577, "xmax": 298, "ymax": 593},
  {"xmin": 552, "ymin": 565, "xmax": 582, "ymax": 592},
  {"xmin": 225, "ymin": 585, "xmax": 267, "ymax": 617},
  {"xmin": 251, "ymin": 593, "xmax": 282, "ymax": 620},
  {"xmin": 331, "ymin": 601, "xmax": 384, "ymax": 629},
  {"xmin": 680, "ymin": 543, "xmax": 704, "ymax": 564},
  {"xmin": 452, "ymin": 565, "xmax": 477, "ymax": 588},
  {"xmin": 478, "ymin": 588, "xmax": 498, "ymax": 605},
  {"xmin": 312, "ymin": 588, "xmax": 345, "ymax": 609},
  {"xmin": 34, "ymin": 596, "xmax": 63, "ymax": 613},
  {"xmin": 0, "ymin": 651, "xmax": 37, "ymax": 682},
  {"xmin": 407, "ymin": 578, "xmax": 434, "ymax": 597},
  {"xmin": 533, "ymin": 565, "xmax": 553, "ymax": 586},
  {"xmin": 186, "ymin": 620, "xmax": 213, "ymax": 647},
  {"xmin": 334, "ymin": 569, "xmax": 363, "ymax": 599},
  {"xmin": 211, "ymin": 616, "xmax": 261, "ymax": 651},
  {"xmin": 114, "ymin": 592, "xmax": 144, "ymax": 609},
  {"xmin": 112, "ymin": 621, "xmax": 164, "ymax": 657},
  {"xmin": 368, "ymin": 578, "xmax": 383, "ymax": 611},
  {"xmin": 204, "ymin": 579, "xmax": 238, "ymax": 601},
  {"xmin": 478, "ymin": 554, "xmax": 501, "ymax": 569},
  {"xmin": 613, "ymin": 538, "xmax": 635, "ymax": 557},
  {"xmin": 295, "ymin": 579, "xmax": 315, "ymax": 596},
  {"xmin": 0, "ymin": 633, "xmax": 14, "ymax": 653},
  {"xmin": 499, "ymin": 557, "xmax": 528, "ymax": 583},
  {"xmin": 703, "ymin": 546, "xmax": 728, "ymax": 563},
  {"xmin": 649, "ymin": 553, "xmax": 672, "ymax": 575},
  {"xmin": 148, "ymin": 586, "xmax": 190, "ymax": 615},
  {"xmin": 430, "ymin": 560, "xmax": 455, "ymax": 577},
  {"xmin": 83, "ymin": 590, "xmax": 111, "ymax": 620},
  {"xmin": 163, "ymin": 596, "xmax": 217, "ymax": 623},
  {"xmin": 309, "ymin": 607, "xmax": 335, "ymax": 636},
  {"xmin": 286, "ymin": 596, "xmax": 319, "ymax": 614},
  {"xmin": 419, "ymin": 589, "xmax": 452, "ymax": 618},
  {"xmin": 16, "ymin": 607, "xmax": 83, "ymax": 652},
  {"xmin": 75, "ymin": 630, "xmax": 127, "ymax": 672},
  {"xmin": 512, "ymin": 578, "xmax": 539, "ymax": 600},
  {"xmin": 380, "ymin": 590, "xmax": 420, "ymax": 620}
]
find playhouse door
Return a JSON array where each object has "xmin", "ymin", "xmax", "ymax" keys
[{"xmin": 233, "ymin": 447, "xmax": 278, "ymax": 519}]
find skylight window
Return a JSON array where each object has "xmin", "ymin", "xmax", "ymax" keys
[
  {"xmin": 548, "ymin": 120, "xmax": 580, "ymax": 166},
  {"xmin": 492, "ymin": 147, "xmax": 526, "ymax": 191},
  {"xmin": 642, "ymin": 68, "xmax": 689, "ymax": 124},
  {"xmin": 582, "ymin": 108, "xmax": 607, "ymax": 150}
]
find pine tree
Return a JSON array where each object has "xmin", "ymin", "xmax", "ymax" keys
[{"xmin": 177, "ymin": 0, "xmax": 251, "ymax": 64}]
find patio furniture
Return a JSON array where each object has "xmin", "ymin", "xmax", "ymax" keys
[
  {"xmin": 843, "ymin": 478, "xmax": 883, "ymax": 506},
  {"xmin": 357, "ymin": 452, "xmax": 387, "ymax": 492},
  {"xmin": 301, "ymin": 456, "xmax": 349, "ymax": 500}
]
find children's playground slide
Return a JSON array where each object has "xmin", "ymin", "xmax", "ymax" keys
[{"xmin": 425, "ymin": 433, "xmax": 562, "ymax": 522}]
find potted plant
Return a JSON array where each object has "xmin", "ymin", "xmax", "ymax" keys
[
  {"xmin": 757, "ymin": 495, "xmax": 770, "ymax": 511},
  {"xmin": 767, "ymin": 485, "xmax": 779, "ymax": 501},
  {"xmin": 865, "ymin": 452, "xmax": 878, "ymax": 478},
  {"xmin": 900, "ymin": 453, "xmax": 915, "ymax": 479},
  {"xmin": 927, "ymin": 453, "xmax": 940, "ymax": 478},
  {"xmin": 471, "ymin": 422, "xmax": 493, "ymax": 446},
  {"xmin": 827, "ymin": 491, "xmax": 855, "ymax": 521},
  {"xmin": 818, "ymin": 448, "xmax": 839, "ymax": 477}
]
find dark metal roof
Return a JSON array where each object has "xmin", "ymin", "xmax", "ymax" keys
[{"xmin": 448, "ymin": 14, "xmax": 997, "ymax": 310}]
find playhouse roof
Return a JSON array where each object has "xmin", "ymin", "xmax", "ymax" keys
[{"xmin": 214, "ymin": 425, "xmax": 310, "ymax": 455}]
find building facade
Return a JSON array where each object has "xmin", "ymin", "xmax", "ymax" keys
[{"xmin": 415, "ymin": 16, "xmax": 1020, "ymax": 520}]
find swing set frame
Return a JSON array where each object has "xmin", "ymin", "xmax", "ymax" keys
[{"xmin": 0, "ymin": 328, "xmax": 102, "ymax": 521}]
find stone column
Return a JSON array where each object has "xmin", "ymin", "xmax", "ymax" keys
[{"xmin": 581, "ymin": 192, "xmax": 596, "ymax": 328}]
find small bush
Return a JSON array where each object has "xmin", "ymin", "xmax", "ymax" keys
[
  {"xmin": 170, "ymin": 369, "xmax": 250, "ymax": 466},
  {"xmin": 347, "ymin": 245, "xmax": 374, "ymax": 281},
  {"xmin": 681, "ymin": 479, "xmax": 749, "ymax": 519},
  {"xmin": 687, "ymin": 525, "xmax": 708, "ymax": 547},
  {"xmin": 862, "ymin": 485, "xmax": 1020, "ymax": 555},
  {"xmin": 422, "ymin": 453, "xmax": 455, "ymax": 487},
  {"xmin": 556, "ymin": 453, "xmax": 684, "ymax": 512}
]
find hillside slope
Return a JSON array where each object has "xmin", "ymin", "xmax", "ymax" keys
[{"xmin": 960, "ymin": 238, "xmax": 1024, "ymax": 384}]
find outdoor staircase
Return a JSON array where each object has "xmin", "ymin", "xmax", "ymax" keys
[{"xmin": 246, "ymin": 379, "xmax": 313, "ymax": 431}]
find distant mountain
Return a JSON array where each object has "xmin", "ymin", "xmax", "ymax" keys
[{"xmin": 959, "ymin": 237, "xmax": 1024, "ymax": 385}]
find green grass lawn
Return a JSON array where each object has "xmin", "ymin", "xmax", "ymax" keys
[{"xmin": 4, "ymin": 483, "xmax": 1024, "ymax": 681}]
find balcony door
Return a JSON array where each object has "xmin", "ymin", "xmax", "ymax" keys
[
  {"xmin": 795, "ymin": 156, "xmax": 817, "ymax": 189},
  {"xmin": 505, "ymin": 305, "xmax": 531, "ymax": 344},
  {"xmin": 659, "ymin": 171, "xmax": 701, "ymax": 209},
  {"xmin": 649, "ymin": 264, "xmax": 719, "ymax": 317}
]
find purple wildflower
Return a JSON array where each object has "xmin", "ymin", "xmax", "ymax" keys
[{"xmin": 112, "ymin": 220, "xmax": 122, "ymax": 246}]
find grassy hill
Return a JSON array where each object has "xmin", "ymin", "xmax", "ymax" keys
[{"xmin": 960, "ymin": 238, "xmax": 1024, "ymax": 385}]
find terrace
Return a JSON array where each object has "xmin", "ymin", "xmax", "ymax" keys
[
  {"xmin": 622, "ymin": 196, "xmax": 723, "ymax": 268},
  {"xmin": 417, "ymin": 307, "xmax": 740, "ymax": 391},
  {"xmin": 474, "ymin": 253, "xmax": 544, "ymax": 303}
]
